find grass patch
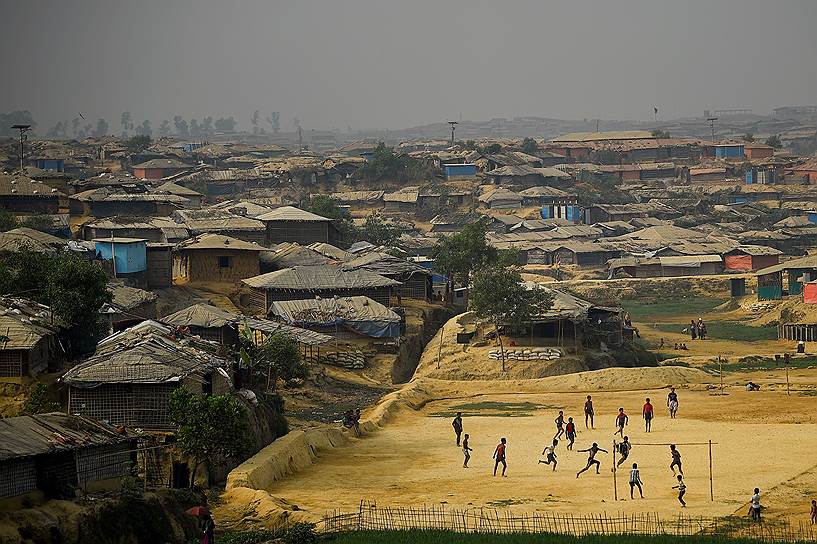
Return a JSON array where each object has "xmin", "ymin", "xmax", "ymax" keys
[
  {"xmin": 622, "ymin": 297, "xmax": 727, "ymax": 322},
  {"xmin": 485, "ymin": 498, "xmax": 532, "ymax": 507},
  {"xmin": 430, "ymin": 401, "xmax": 560, "ymax": 418},
  {"xmin": 651, "ymin": 321, "xmax": 777, "ymax": 342},
  {"xmin": 703, "ymin": 355, "xmax": 817, "ymax": 373},
  {"xmin": 328, "ymin": 531, "xmax": 807, "ymax": 544}
]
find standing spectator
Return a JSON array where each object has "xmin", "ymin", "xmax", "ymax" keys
[
  {"xmin": 643, "ymin": 398, "xmax": 654, "ymax": 432},
  {"xmin": 462, "ymin": 433, "xmax": 472, "ymax": 468},
  {"xmin": 452, "ymin": 412, "xmax": 463, "ymax": 446},
  {"xmin": 689, "ymin": 320, "xmax": 698, "ymax": 340},
  {"xmin": 750, "ymin": 488, "xmax": 762, "ymax": 521},
  {"xmin": 629, "ymin": 463, "xmax": 644, "ymax": 499},
  {"xmin": 584, "ymin": 395, "xmax": 595, "ymax": 429},
  {"xmin": 698, "ymin": 318, "xmax": 707, "ymax": 340},
  {"xmin": 667, "ymin": 387, "xmax": 679, "ymax": 419},
  {"xmin": 810, "ymin": 499, "xmax": 816, "ymax": 524}
]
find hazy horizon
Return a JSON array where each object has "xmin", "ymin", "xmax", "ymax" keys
[{"xmin": 2, "ymin": 0, "xmax": 816, "ymax": 134}]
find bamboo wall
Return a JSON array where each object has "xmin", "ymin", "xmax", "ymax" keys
[{"xmin": 176, "ymin": 249, "xmax": 260, "ymax": 283}]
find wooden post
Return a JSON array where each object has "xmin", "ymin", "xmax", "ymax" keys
[
  {"xmin": 719, "ymin": 355, "xmax": 723, "ymax": 395},
  {"xmin": 612, "ymin": 439, "xmax": 618, "ymax": 501},
  {"xmin": 436, "ymin": 324, "xmax": 444, "ymax": 369},
  {"xmin": 708, "ymin": 440, "xmax": 714, "ymax": 501},
  {"xmin": 785, "ymin": 353, "xmax": 791, "ymax": 396}
]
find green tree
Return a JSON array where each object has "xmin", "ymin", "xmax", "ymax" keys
[
  {"xmin": 93, "ymin": 118, "xmax": 109, "ymax": 138},
  {"xmin": 125, "ymin": 134, "xmax": 152, "ymax": 154},
  {"xmin": 0, "ymin": 249, "xmax": 111, "ymax": 353},
  {"xmin": 431, "ymin": 220, "xmax": 515, "ymax": 290},
  {"xmin": 21, "ymin": 383, "xmax": 60, "ymax": 415},
  {"xmin": 168, "ymin": 389, "xmax": 251, "ymax": 487},
  {"xmin": 478, "ymin": 143, "xmax": 502, "ymax": 154},
  {"xmin": 358, "ymin": 142, "xmax": 439, "ymax": 183},
  {"xmin": 239, "ymin": 326, "xmax": 308, "ymax": 391},
  {"xmin": 742, "ymin": 132, "xmax": 755, "ymax": 142},
  {"xmin": 19, "ymin": 215, "xmax": 53, "ymax": 232},
  {"xmin": 470, "ymin": 266, "xmax": 553, "ymax": 371},
  {"xmin": 300, "ymin": 194, "xmax": 357, "ymax": 247},
  {"xmin": 651, "ymin": 129, "xmax": 671, "ymax": 139},
  {"xmin": 765, "ymin": 134, "xmax": 782, "ymax": 149},
  {"xmin": 521, "ymin": 137, "xmax": 538, "ymax": 155},
  {"xmin": 214, "ymin": 116, "xmax": 237, "ymax": 132},
  {"xmin": 0, "ymin": 209, "xmax": 17, "ymax": 232},
  {"xmin": 358, "ymin": 214, "xmax": 400, "ymax": 247}
]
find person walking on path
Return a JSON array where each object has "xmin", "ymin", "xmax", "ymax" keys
[
  {"xmin": 452, "ymin": 412, "xmax": 463, "ymax": 446},
  {"xmin": 576, "ymin": 443, "xmax": 608, "ymax": 478},
  {"xmin": 643, "ymin": 398, "xmax": 654, "ymax": 432},
  {"xmin": 539, "ymin": 439, "xmax": 558, "ymax": 471},
  {"xmin": 584, "ymin": 395, "xmax": 595, "ymax": 429},
  {"xmin": 750, "ymin": 488, "xmax": 762, "ymax": 521},
  {"xmin": 493, "ymin": 438, "xmax": 507, "ymax": 477},
  {"xmin": 565, "ymin": 417, "xmax": 577, "ymax": 450},
  {"xmin": 200, "ymin": 513, "xmax": 215, "ymax": 544},
  {"xmin": 673, "ymin": 474, "xmax": 687, "ymax": 507},
  {"xmin": 667, "ymin": 387, "xmax": 679, "ymax": 419},
  {"xmin": 629, "ymin": 463, "xmax": 644, "ymax": 499},
  {"xmin": 670, "ymin": 444, "xmax": 683, "ymax": 475},
  {"xmin": 614, "ymin": 407, "xmax": 628, "ymax": 438},
  {"xmin": 554, "ymin": 411, "xmax": 565, "ymax": 441},
  {"xmin": 689, "ymin": 320, "xmax": 697, "ymax": 341},
  {"xmin": 616, "ymin": 436, "xmax": 632, "ymax": 468},
  {"xmin": 462, "ymin": 434, "xmax": 472, "ymax": 468}
]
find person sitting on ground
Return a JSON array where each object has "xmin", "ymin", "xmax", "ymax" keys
[{"xmin": 746, "ymin": 381, "xmax": 761, "ymax": 391}]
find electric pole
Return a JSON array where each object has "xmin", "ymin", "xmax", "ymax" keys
[
  {"xmin": 447, "ymin": 121, "xmax": 458, "ymax": 146},
  {"xmin": 12, "ymin": 124, "xmax": 32, "ymax": 171}
]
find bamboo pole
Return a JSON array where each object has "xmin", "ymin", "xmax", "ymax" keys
[
  {"xmin": 612, "ymin": 439, "xmax": 618, "ymax": 501},
  {"xmin": 709, "ymin": 439, "xmax": 714, "ymax": 501}
]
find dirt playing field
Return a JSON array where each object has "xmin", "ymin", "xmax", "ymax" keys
[{"xmin": 227, "ymin": 364, "xmax": 817, "ymax": 527}]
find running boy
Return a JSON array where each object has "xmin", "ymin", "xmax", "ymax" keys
[
  {"xmin": 629, "ymin": 463, "xmax": 643, "ymax": 499},
  {"xmin": 616, "ymin": 436, "xmax": 632, "ymax": 468},
  {"xmin": 493, "ymin": 438, "xmax": 507, "ymax": 477},
  {"xmin": 673, "ymin": 474, "xmax": 687, "ymax": 507},
  {"xmin": 565, "ymin": 417, "xmax": 577, "ymax": 450},
  {"xmin": 576, "ymin": 443, "xmax": 608, "ymax": 478},
  {"xmin": 554, "ymin": 411, "xmax": 565, "ymax": 440},
  {"xmin": 462, "ymin": 433, "xmax": 472, "ymax": 468},
  {"xmin": 670, "ymin": 444, "xmax": 683, "ymax": 475},
  {"xmin": 539, "ymin": 439, "xmax": 558, "ymax": 471},
  {"xmin": 584, "ymin": 395, "xmax": 594, "ymax": 429},
  {"xmin": 615, "ymin": 408, "xmax": 628, "ymax": 438},
  {"xmin": 643, "ymin": 398, "xmax": 654, "ymax": 432}
]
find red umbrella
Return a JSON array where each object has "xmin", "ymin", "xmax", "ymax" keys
[{"xmin": 186, "ymin": 506, "xmax": 210, "ymax": 517}]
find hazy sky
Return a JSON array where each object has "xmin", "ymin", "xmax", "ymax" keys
[{"xmin": 2, "ymin": 0, "xmax": 816, "ymax": 132}]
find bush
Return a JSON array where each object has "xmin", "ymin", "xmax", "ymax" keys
[
  {"xmin": 219, "ymin": 529, "xmax": 286, "ymax": 544},
  {"xmin": 283, "ymin": 522, "xmax": 319, "ymax": 544}
]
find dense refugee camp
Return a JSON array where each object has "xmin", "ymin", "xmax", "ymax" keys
[{"xmin": 3, "ymin": 1, "xmax": 817, "ymax": 543}]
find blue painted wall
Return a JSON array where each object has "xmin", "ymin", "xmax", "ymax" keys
[
  {"xmin": 95, "ymin": 240, "xmax": 147, "ymax": 274},
  {"xmin": 443, "ymin": 163, "xmax": 477, "ymax": 179},
  {"xmin": 542, "ymin": 204, "xmax": 581, "ymax": 223},
  {"xmin": 34, "ymin": 159, "xmax": 64, "ymax": 172},
  {"xmin": 808, "ymin": 213, "xmax": 817, "ymax": 224},
  {"xmin": 715, "ymin": 145, "xmax": 744, "ymax": 159}
]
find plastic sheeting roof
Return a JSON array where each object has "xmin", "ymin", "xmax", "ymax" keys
[
  {"xmin": 242, "ymin": 265, "xmax": 400, "ymax": 290},
  {"xmin": 269, "ymin": 296, "xmax": 400, "ymax": 338}
]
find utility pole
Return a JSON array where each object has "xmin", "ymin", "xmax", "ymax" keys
[
  {"xmin": 707, "ymin": 117, "xmax": 718, "ymax": 143},
  {"xmin": 447, "ymin": 121, "xmax": 458, "ymax": 146},
  {"xmin": 12, "ymin": 124, "xmax": 32, "ymax": 171}
]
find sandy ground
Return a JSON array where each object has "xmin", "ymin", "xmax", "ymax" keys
[{"xmin": 253, "ymin": 372, "xmax": 817, "ymax": 522}]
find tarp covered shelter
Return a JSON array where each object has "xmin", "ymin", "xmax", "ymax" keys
[{"xmin": 269, "ymin": 296, "xmax": 401, "ymax": 338}]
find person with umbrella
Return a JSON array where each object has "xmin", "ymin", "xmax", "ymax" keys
[{"xmin": 186, "ymin": 506, "xmax": 215, "ymax": 544}]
